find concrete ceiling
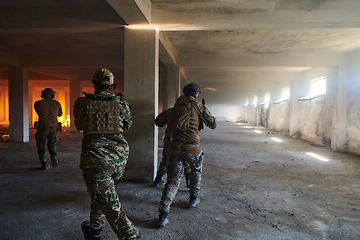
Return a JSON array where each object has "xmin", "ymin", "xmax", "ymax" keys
[{"xmin": 1, "ymin": 0, "xmax": 360, "ymax": 105}]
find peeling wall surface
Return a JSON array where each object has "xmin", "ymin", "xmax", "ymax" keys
[
  {"xmin": 274, "ymin": 102, "xmax": 290, "ymax": 133},
  {"xmin": 347, "ymin": 50, "xmax": 360, "ymax": 155},
  {"xmin": 299, "ymin": 98, "xmax": 327, "ymax": 144},
  {"xmin": 260, "ymin": 103, "xmax": 269, "ymax": 128},
  {"xmin": 247, "ymin": 106, "xmax": 257, "ymax": 125},
  {"xmin": 297, "ymin": 68, "xmax": 334, "ymax": 145}
]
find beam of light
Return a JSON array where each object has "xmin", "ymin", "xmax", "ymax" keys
[
  {"xmin": 244, "ymin": 126, "xmax": 250, "ymax": 128},
  {"xmin": 233, "ymin": 120, "xmax": 237, "ymax": 122},
  {"xmin": 126, "ymin": 24, "xmax": 207, "ymax": 31},
  {"xmin": 237, "ymin": 123, "xmax": 241, "ymax": 125},
  {"xmin": 306, "ymin": 152, "xmax": 329, "ymax": 162},
  {"xmin": 125, "ymin": 24, "xmax": 158, "ymax": 30},
  {"xmin": 254, "ymin": 130, "xmax": 261, "ymax": 133},
  {"xmin": 271, "ymin": 137, "xmax": 282, "ymax": 142},
  {"xmin": 204, "ymin": 87, "xmax": 217, "ymax": 91}
]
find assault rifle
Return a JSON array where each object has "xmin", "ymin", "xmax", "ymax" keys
[{"xmin": 198, "ymin": 98, "xmax": 205, "ymax": 131}]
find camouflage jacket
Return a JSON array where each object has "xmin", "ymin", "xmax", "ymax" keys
[
  {"xmin": 168, "ymin": 95, "xmax": 217, "ymax": 142},
  {"xmin": 73, "ymin": 89, "xmax": 132, "ymax": 171}
]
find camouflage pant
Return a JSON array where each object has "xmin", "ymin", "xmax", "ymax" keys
[
  {"xmin": 35, "ymin": 129, "xmax": 58, "ymax": 163},
  {"xmin": 159, "ymin": 148, "xmax": 204, "ymax": 213},
  {"xmin": 82, "ymin": 159, "xmax": 138, "ymax": 239},
  {"xmin": 157, "ymin": 136, "xmax": 191, "ymax": 176}
]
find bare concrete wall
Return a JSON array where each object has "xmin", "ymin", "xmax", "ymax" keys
[
  {"xmin": 274, "ymin": 102, "xmax": 290, "ymax": 133},
  {"xmin": 297, "ymin": 68, "xmax": 334, "ymax": 145},
  {"xmin": 260, "ymin": 103, "xmax": 269, "ymax": 128},
  {"xmin": 248, "ymin": 106, "xmax": 255, "ymax": 124},
  {"xmin": 347, "ymin": 50, "xmax": 360, "ymax": 155}
]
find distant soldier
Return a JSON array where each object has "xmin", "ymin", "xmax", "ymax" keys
[
  {"xmin": 73, "ymin": 68, "xmax": 140, "ymax": 240},
  {"xmin": 153, "ymin": 107, "xmax": 191, "ymax": 188},
  {"xmin": 158, "ymin": 83, "xmax": 217, "ymax": 227},
  {"xmin": 34, "ymin": 88, "xmax": 62, "ymax": 170}
]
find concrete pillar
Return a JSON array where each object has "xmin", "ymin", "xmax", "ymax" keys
[
  {"xmin": 8, "ymin": 67, "xmax": 29, "ymax": 142},
  {"xmin": 165, "ymin": 65, "xmax": 181, "ymax": 109},
  {"xmin": 331, "ymin": 61, "xmax": 349, "ymax": 152},
  {"xmin": 255, "ymin": 90, "xmax": 263, "ymax": 126},
  {"xmin": 159, "ymin": 61, "xmax": 167, "ymax": 113},
  {"xmin": 123, "ymin": 28, "xmax": 159, "ymax": 181},
  {"xmin": 70, "ymin": 79, "xmax": 83, "ymax": 133},
  {"xmin": 269, "ymin": 82, "xmax": 281, "ymax": 130},
  {"xmin": 289, "ymin": 79, "xmax": 300, "ymax": 137}
]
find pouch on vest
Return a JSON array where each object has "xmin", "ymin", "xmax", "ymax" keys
[{"xmin": 85, "ymin": 99, "xmax": 123, "ymax": 135}]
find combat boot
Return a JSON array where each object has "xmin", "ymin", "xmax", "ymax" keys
[
  {"xmin": 185, "ymin": 173, "xmax": 191, "ymax": 189},
  {"xmin": 81, "ymin": 220, "xmax": 102, "ymax": 240},
  {"xmin": 41, "ymin": 162, "xmax": 49, "ymax": 170},
  {"xmin": 152, "ymin": 174, "xmax": 165, "ymax": 187},
  {"xmin": 40, "ymin": 156, "xmax": 48, "ymax": 170},
  {"xmin": 157, "ymin": 210, "xmax": 169, "ymax": 227},
  {"xmin": 189, "ymin": 196, "xmax": 200, "ymax": 208},
  {"xmin": 119, "ymin": 226, "xmax": 140, "ymax": 240},
  {"xmin": 50, "ymin": 154, "xmax": 58, "ymax": 167}
]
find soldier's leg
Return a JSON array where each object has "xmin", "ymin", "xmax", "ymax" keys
[
  {"xmin": 83, "ymin": 164, "xmax": 139, "ymax": 239},
  {"xmin": 153, "ymin": 137, "xmax": 170, "ymax": 187},
  {"xmin": 159, "ymin": 150, "xmax": 184, "ymax": 213},
  {"xmin": 183, "ymin": 161, "xmax": 191, "ymax": 189},
  {"xmin": 112, "ymin": 162, "xmax": 140, "ymax": 238},
  {"xmin": 35, "ymin": 130, "xmax": 48, "ymax": 169},
  {"xmin": 187, "ymin": 152, "xmax": 204, "ymax": 197},
  {"xmin": 47, "ymin": 131, "xmax": 58, "ymax": 167},
  {"xmin": 82, "ymin": 172, "xmax": 106, "ymax": 231}
]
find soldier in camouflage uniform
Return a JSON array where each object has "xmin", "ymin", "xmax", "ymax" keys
[
  {"xmin": 34, "ymin": 88, "xmax": 62, "ymax": 170},
  {"xmin": 153, "ymin": 107, "xmax": 191, "ymax": 188},
  {"xmin": 73, "ymin": 69, "xmax": 140, "ymax": 240},
  {"xmin": 158, "ymin": 83, "xmax": 217, "ymax": 227}
]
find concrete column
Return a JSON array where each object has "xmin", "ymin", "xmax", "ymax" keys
[
  {"xmin": 255, "ymin": 90, "xmax": 263, "ymax": 126},
  {"xmin": 289, "ymin": 79, "xmax": 300, "ymax": 137},
  {"xmin": 70, "ymin": 79, "xmax": 83, "ymax": 133},
  {"xmin": 165, "ymin": 64, "xmax": 180, "ymax": 109},
  {"xmin": 269, "ymin": 82, "xmax": 281, "ymax": 130},
  {"xmin": 123, "ymin": 28, "xmax": 159, "ymax": 181},
  {"xmin": 245, "ymin": 104, "xmax": 248, "ymax": 122},
  {"xmin": 331, "ymin": 61, "xmax": 349, "ymax": 152},
  {"xmin": 159, "ymin": 61, "xmax": 167, "ymax": 113},
  {"xmin": 8, "ymin": 66, "xmax": 29, "ymax": 142}
]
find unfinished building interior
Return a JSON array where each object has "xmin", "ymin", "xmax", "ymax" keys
[{"xmin": 1, "ymin": 0, "xmax": 360, "ymax": 239}]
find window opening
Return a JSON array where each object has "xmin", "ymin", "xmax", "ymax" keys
[
  {"xmin": 282, "ymin": 87, "xmax": 290, "ymax": 100},
  {"xmin": 265, "ymin": 92, "xmax": 270, "ymax": 102},
  {"xmin": 311, "ymin": 77, "xmax": 326, "ymax": 96}
]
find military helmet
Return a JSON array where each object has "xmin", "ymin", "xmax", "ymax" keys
[
  {"xmin": 42, "ymin": 88, "xmax": 55, "ymax": 95},
  {"xmin": 183, "ymin": 83, "xmax": 200, "ymax": 96},
  {"xmin": 92, "ymin": 68, "xmax": 114, "ymax": 85}
]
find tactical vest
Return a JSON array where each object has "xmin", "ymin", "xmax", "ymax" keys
[
  {"xmin": 168, "ymin": 96, "xmax": 201, "ymax": 142},
  {"xmin": 83, "ymin": 95, "xmax": 124, "ymax": 135}
]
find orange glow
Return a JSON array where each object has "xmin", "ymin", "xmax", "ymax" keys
[
  {"xmin": 0, "ymin": 81, "xmax": 9, "ymax": 125},
  {"xmin": 58, "ymin": 115, "xmax": 70, "ymax": 127}
]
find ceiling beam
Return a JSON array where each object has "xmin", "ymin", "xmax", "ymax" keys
[
  {"xmin": 0, "ymin": 49, "xmax": 21, "ymax": 67},
  {"xmin": 159, "ymin": 32, "xmax": 177, "ymax": 65},
  {"xmin": 107, "ymin": 0, "xmax": 151, "ymax": 25},
  {"xmin": 22, "ymin": 56, "xmax": 124, "ymax": 68}
]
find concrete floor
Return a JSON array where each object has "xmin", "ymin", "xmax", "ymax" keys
[{"xmin": 1, "ymin": 121, "xmax": 360, "ymax": 240}]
